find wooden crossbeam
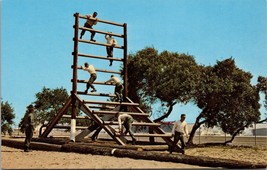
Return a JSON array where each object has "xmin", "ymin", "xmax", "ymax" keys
[
  {"xmin": 76, "ymin": 66, "xmax": 122, "ymax": 75},
  {"xmin": 79, "ymin": 15, "xmax": 124, "ymax": 27},
  {"xmin": 75, "ymin": 94, "xmax": 126, "ymax": 145},
  {"xmin": 116, "ymin": 133, "xmax": 172, "ymax": 138},
  {"xmin": 78, "ymin": 39, "xmax": 124, "ymax": 49},
  {"xmin": 88, "ymin": 105, "xmax": 115, "ymax": 110},
  {"xmin": 77, "ymin": 91, "xmax": 116, "ymax": 97},
  {"xmin": 103, "ymin": 121, "xmax": 160, "ymax": 127},
  {"xmin": 73, "ymin": 79, "xmax": 115, "ymax": 86},
  {"xmin": 78, "ymin": 27, "xmax": 124, "ymax": 38},
  {"xmin": 92, "ymin": 110, "xmax": 149, "ymax": 117},
  {"xmin": 78, "ymin": 53, "xmax": 123, "ymax": 61},
  {"xmin": 62, "ymin": 115, "xmax": 89, "ymax": 119},
  {"xmin": 83, "ymin": 100, "xmax": 139, "ymax": 106},
  {"xmin": 53, "ymin": 125, "xmax": 88, "ymax": 130}
]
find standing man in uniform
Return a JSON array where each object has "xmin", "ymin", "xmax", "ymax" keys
[
  {"xmin": 105, "ymin": 33, "xmax": 117, "ymax": 66},
  {"xmin": 117, "ymin": 113, "xmax": 136, "ymax": 145},
  {"xmin": 22, "ymin": 104, "xmax": 35, "ymax": 152},
  {"xmin": 80, "ymin": 12, "xmax": 98, "ymax": 41},
  {"xmin": 169, "ymin": 114, "xmax": 189, "ymax": 154},
  {"xmin": 82, "ymin": 62, "xmax": 97, "ymax": 93},
  {"xmin": 105, "ymin": 75, "xmax": 123, "ymax": 102}
]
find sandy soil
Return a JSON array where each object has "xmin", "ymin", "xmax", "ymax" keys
[
  {"xmin": 2, "ymin": 144, "xmax": 267, "ymax": 169},
  {"xmin": 1, "ymin": 146, "xmax": 208, "ymax": 169}
]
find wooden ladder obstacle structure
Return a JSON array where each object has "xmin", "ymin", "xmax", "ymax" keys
[{"xmin": 39, "ymin": 13, "xmax": 178, "ymax": 149}]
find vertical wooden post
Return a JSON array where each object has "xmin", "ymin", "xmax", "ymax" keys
[
  {"xmin": 72, "ymin": 13, "xmax": 79, "ymax": 119},
  {"xmin": 123, "ymin": 23, "xmax": 128, "ymax": 99},
  {"xmin": 70, "ymin": 13, "xmax": 79, "ymax": 141}
]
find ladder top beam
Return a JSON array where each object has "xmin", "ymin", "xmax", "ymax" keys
[{"xmin": 79, "ymin": 15, "xmax": 124, "ymax": 27}]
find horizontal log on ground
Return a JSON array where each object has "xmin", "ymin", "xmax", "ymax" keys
[
  {"xmin": 93, "ymin": 110, "xmax": 149, "ymax": 116},
  {"xmin": 116, "ymin": 133, "xmax": 172, "ymax": 138},
  {"xmin": 78, "ymin": 15, "xmax": 124, "ymax": 27},
  {"xmin": 78, "ymin": 39, "xmax": 124, "ymax": 49},
  {"xmin": 83, "ymin": 100, "xmax": 139, "ymax": 106},
  {"xmin": 77, "ymin": 91, "xmax": 116, "ymax": 97},
  {"xmin": 104, "ymin": 121, "xmax": 160, "ymax": 126},
  {"xmin": 62, "ymin": 115, "xmax": 90, "ymax": 119},
  {"xmin": 78, "ymin": 27, "xmax": 124, "ymax": 38},
  {"xmin": 61, "ymin": 143, "xmax": 266, "ymax": 169},
  {"xmin": 2, "ymin": 138, "xmax": 61, "ymax": 151},
  {"xmin": 76, "ymin": 66, "xmax": 122, "ymax": 74},
  {"xmin": 78, "ymin": 53, "xmax": 124, "ymax": 61},
  {"xmin": 74, "ymin": 79, "xmax": 115, "ymax": 85}
]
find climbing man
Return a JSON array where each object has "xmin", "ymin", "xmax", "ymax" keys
[
  {"xmin": 105, "ymin": 33, "xmax": 117, "ymax": 66},
  {"xmin": 117, "ymin": 113, "xmax": 136, "ymax": 145},
  {"xmin": 104, "ymin": 75, "xmax": 123, "ymax": 102},
  {"xmin": 169, "ymin": 113, "xmax": 189, "ymax": 154},
  {"xmin": 82, "ymin": 62, "xmax": 97, "ymax": 93},
  {"xmin": 21, "ymin": 104, "xmax": 35, "ymax": 152},
  {"xmin": 80, "ymin": 12, "xmax": 98, "ymax": 41}
]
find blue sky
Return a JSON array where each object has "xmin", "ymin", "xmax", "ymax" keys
[{"xmin": 2, "ymin": 0, "xmax": 266, "ymax": 126}]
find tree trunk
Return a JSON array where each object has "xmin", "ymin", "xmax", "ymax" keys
[
  {"xmin": 187, "ymin": 111, "xmax": 206, "ymax": 145},
  {"xmin": 224, "ymin": 123, "xmax": 249, "ymax": 145},
  {"xmin": 149, "ymin": 101, "xmax": 177, "ymax": 142}
]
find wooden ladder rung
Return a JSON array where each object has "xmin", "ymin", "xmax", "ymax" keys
[
  {"xmin": 77, "ymin": 91, "xmax": 116, "ymax": 97},
  {"xmin": 78, "ymin": 53, "xmax": 124, "ymax": 61},
  {"xmin": 83, "ymin": 100, "xmax": 139, "ymax": 106},
  {"xmin": 116, "ymin": 133, "xmax": 172, "ymax": 138},
  {"xmin": 74, "ymin": 79, "xmax": 115, "ymax": 86},
  {"xmin": 78, "ymin": 39, "xmax": 124, "ymax": 49},
  {"xmin": 104, "ymin": 121, "xmax": 160, "ymax": 126},
  {"xmin": 93, "ymin": 110, "xmax": 149, "ymax": 117},
  {"xmin": 52, "ymin": 125, "xmax": 88, "ymax": 130},
  {"xmin": 62, "ymin": 115, "xmax": 90, "ymax": 119}
]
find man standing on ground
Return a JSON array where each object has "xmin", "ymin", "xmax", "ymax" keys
[
  {"xmin": 80, "ymin": 12, "xmax": 98, "ymax": 41},
  {"xmin": 105, "ymin": 75, "xmax": 123, "ymax": 102},
  {"xmin": 22, "ymin": 104, "xmax": 35, "ymax": 152},
  {"xmin": 82, "ymin": 62, "xmax": 97, "ymax": 93},
  {"xmin": 169, "ymin": 114, "xmax": 189, "ymax": 154}
]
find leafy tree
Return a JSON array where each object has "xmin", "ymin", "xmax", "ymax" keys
[
  {"xmin": 127, "ymin": 47, "xmax": 201, "ymax": 122},
  {"xmin": 1, "ymin": 101, "xmax": 15, "ymax": 135},
  {"xmin": 256, "ymin": 76, "xmax": 267, "ymax": 123},
  {"xmin": 188, "ymin": 58, "xmax": 261, "ymax": 145},
  {"xmin": 33, "ymin": 87, "xmax": 70, "ymax": 124}
]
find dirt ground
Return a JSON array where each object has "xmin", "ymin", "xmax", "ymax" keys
[
  {"xmin": 2, "ymin": 145, "xmax": 209, "ymax": 169},
  {"xmin": 2, "ymin": 142, "xmax": 267, "ymax": 169}
]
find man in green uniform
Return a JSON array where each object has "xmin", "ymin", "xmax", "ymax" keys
[
  {"xmin": 117, "ymin": 113, "xmax": 136, "ymax": 145},
  {"xmin": 22, "ymin": 104, "xmax": 35, "ymax": 152}
]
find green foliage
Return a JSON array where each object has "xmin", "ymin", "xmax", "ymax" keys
[
  {"xmin": 1, "ymin": 101, "xmax": 15, "ymax": 135},
  {"xmin": 127, "ymin": 47, "xmax": 201, "ymax": 120},
  {"xmin": 33, "ymin": 87, "xmax": 70, "ymax": 124},
  {"xmin": 194, "ymin": 58, "xmax": 260, "ymax": 135}
]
